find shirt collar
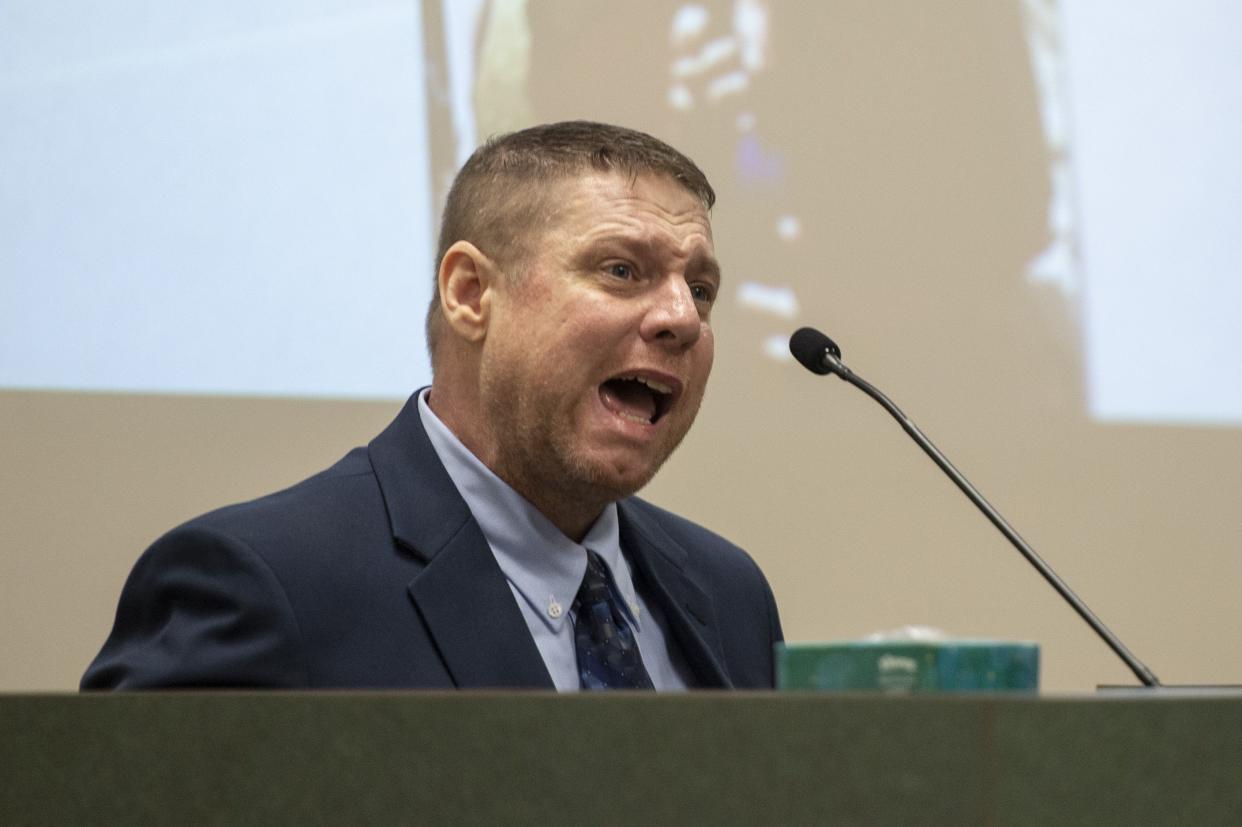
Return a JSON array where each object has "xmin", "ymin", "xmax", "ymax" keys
[{"xmin": 416, "ymin": 389, "xmax": 642, "ymax": 632}]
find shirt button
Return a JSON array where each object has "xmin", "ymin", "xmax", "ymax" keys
[{"xmin": 547, "ymin": 601, "xmax": 563, "ymax": 619}]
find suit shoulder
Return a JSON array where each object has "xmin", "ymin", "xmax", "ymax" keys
[
  {"xmin": 157, "ymin": 446, "xmax": 399, "ymax": 590},
  {"xmin": 186, "ymin": 447, "xmax": 379, "ymax": 538}
]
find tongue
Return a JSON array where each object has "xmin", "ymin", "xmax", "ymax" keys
[{"xmin": 600, "ymin": 380, "xmax": 657, "ymax": 423}]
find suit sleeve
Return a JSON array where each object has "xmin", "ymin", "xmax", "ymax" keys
[
  {"xmin": 737, "ymin": 548, "xmax": 784, "ymax": 689},
  {"xmin": 81, "ymin": 526, "xmax": 309, "ymax": 689},
  {"xmin": 762, "ymin": 568, "xmax": 784, "ymax": 688}
]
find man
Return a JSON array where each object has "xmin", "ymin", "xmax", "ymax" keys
[{"xmin": 83, "ymin": 121, "xmax": 783, "ymax": 690}]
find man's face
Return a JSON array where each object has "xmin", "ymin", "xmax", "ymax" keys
[{"xmin": 477, "ymin": 171, "xmax": 718, "ymax": 513}]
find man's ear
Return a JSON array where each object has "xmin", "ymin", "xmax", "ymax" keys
[{"xmin": 437, "ymin": 241, "xmax": 497, "ymax": 343}]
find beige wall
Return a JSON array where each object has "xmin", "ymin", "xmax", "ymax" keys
[{"xmin": 4, "ymin": 1, "xmax": 1239, "ymax": 691}]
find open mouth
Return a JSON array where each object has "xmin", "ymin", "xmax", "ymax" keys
[{"xmin": 599, "ymin": 374, "xmax": 676, "ymax": 425}]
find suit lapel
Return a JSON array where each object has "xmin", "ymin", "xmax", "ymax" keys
[
  {"xmin": 619, "ymin": 501, "xmax": 732, "ymax": 688},
  {"xmin": 406, "ymin": 520, "xmax": 554, "ymax": 689},
  {"xmin": 368, "ymin": 393, "xmax": 554, "ymax": 689}
]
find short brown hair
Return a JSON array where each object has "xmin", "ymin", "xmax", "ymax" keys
[{"xmin": 425, "ymin": 120, "xmax": 716, "ymax": 361}]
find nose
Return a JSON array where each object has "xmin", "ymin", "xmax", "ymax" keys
[{"xmin": 640, "ymin": 274, "xmax": 703, "ymax": 347}]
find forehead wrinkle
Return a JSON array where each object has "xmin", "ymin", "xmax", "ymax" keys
[
  {"xmin": 548, "ymin": 172, "xmax": 717, "ymax": 273},
  {"xmin": 564, "ymin": 172, "xmax": 711, "ymax": 223},
  {"xmin": 578, "ymin": 197, "xmax": 713, "ymax": 246},
  {"xmin": 609, "ymin": 193, "xmax": 710, "ymax": 226},
  {"xmin": 579, "ymin": 219, "xmax": 717, "ymax": 275}
]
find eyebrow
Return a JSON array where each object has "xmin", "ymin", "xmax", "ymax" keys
[
  {"xmin": 601, "ymin": 228, "xmax": 720, "ymax": 268},
  {"xmin": 692, "ymin": 254, "xmax": 723, "ymax": 287}
]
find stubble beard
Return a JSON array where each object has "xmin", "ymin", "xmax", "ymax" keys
[{"xmin": 480, "ymin": 368, "xmax": 701, "ymax": 526}]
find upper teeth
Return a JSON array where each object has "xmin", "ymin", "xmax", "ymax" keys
[{"xmin": 622, "ymin": 375, "xmax": 673, "ymax": 395}]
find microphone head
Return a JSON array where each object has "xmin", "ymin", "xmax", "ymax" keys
[{"xmin": 789, "ymin": 327, "xmax": 842, "ymax": 375}]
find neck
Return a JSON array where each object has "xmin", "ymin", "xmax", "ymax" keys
[
  {"xmin": 428, "ymin": 381, "xmax": 607, "ymax": 543},
  {"xmin": 517, "ymin": 490, "xmax": 604, "ymax": 544}
]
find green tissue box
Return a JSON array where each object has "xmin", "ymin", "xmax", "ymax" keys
[{"xmin": 776, "ymin": 640, "xmax": 1039, "ymax": 692}]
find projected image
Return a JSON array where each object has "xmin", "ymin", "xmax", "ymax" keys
[
  {"xmin": 3, "ymin": 0, "xmax": 1238, "ymax": 426},
  {"xmin": 432, "ymin": 0, "xmax": 1073, "ymax": 425}
]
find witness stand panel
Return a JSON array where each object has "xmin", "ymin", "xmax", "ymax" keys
[{"xmin": 4, "ymin": 692, "xmax": 1241, "ymax": 825}]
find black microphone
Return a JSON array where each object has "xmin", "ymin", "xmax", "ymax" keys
[
  {"xmin": 789, "ymin": 327, "xmax": 841, "ymax": 375},
  {"xmin": 789, "ymin": 326, "xmax": 1162, "ymax": 688}
]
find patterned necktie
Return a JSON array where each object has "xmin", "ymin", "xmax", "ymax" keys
[{"xmin": 573, "ymin": 550, "xmax": 655, "ymax": 690}]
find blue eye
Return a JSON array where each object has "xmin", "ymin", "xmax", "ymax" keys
[
  {"xmin": 606, "ymin": 263, "xmax": 633, "ymax": 279},
  {"xmin": 690, "ymin": 283, "xmax": 716, "ymax": 304}
]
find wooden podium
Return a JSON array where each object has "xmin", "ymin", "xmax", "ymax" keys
[{"xmin": 4, "ymin": 692, "xmax": 1241, "ymax": 824}]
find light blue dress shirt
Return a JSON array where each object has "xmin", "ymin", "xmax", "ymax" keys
[{"xmin": 417, "ymin": 390, "xmax": 690, "ymax": 691}]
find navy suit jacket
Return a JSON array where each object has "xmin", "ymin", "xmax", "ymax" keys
[{"xmin": 83, "ymin": 394, "xmax": 783, "ymax": 689}]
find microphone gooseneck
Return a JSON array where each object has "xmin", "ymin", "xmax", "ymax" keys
[{"xmin": 789, "ymin": 326, "xmax": 1162, "ymax": 688}]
